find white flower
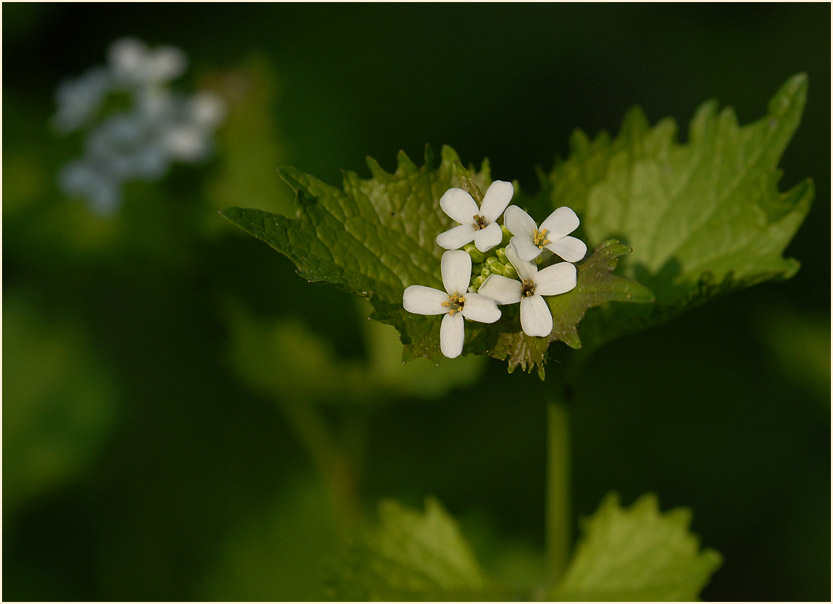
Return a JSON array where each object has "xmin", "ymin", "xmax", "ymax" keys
[
  {"xmin": 436, "ymin": 180, "xmax": 514, "ymax": 253},
  {"xmin": 478, "ymin": 245, "xmax": 577, "ymax": 337},
  {"xmin": 504, "ymin": 205, "xmax": 587, "ymax": 263},
  {"xmin": 53, "ymin": 37, "xmax": 227, "ymax": 215},
  {"xmin": 52, "ymin": 67, "xmax": 112, "ymax": 133},
  {"xmin": 403, "ymin": 250, "xmax": 500, "ymax": 358},
  {"xmin": 58, "ymin": 160, "xmax": 121, "ymax": 215},
  {"xmin": 108, "ymin": 38, "xmax": 187, "ymax": 87}
]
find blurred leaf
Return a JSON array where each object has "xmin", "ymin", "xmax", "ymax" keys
[
  {"xmin": 757, "ymin": 305, "xmax": 831, "ymax": 403},
  {"xmin": 326, "ymin": 497, "xmax": 501, "ymax": 601},
  {"xmin": 552, "ymin": 493, "xmax": 722, "ymax": 601},
  {"xmin": 547, "ymin": 74, "xmax": 813, "ymax": 350},
  {"xmin": 225, "ymin": 298, "xmax": 485, "ymax": 404},
  {"xmin": 225, "ymin": 301, "xmax": 373, "ymax": 405},
  {"xmin": 206, "ymin": 56, "xmax": 294, "ymax": 233},
  {"xmin": 3, "ymin": 292, "xmax": 118, "ymax": 519},
  {"xmin": 200, "ymin": 472, "xmax": 338, "ymax": 601}
]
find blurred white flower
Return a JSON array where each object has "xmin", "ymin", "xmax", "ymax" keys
[
  {"xmin": 53, "ymin": 37, "xmax": 225, "ymax": 215},
  {"xmin": 52, "ymin": 67, "xmax": 112, "ymax": 133},
  {"xmin": 108, "ymin": 38, "xmax": 187, "ymax": 87},
  {"xmin": 59, "ymin": 160, "xmax": 121, "ymax": 215}
]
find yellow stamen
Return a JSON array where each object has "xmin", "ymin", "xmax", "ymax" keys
[
  {"xmin": 533, "ymin": 228, "xmax": 551, "ymax": 248},
  {"xmin": 521, "ymin": 279, "xmax": 536, "ymax": 297},
  {"xmin": 442, "ymin": 294, "xmax": 466, "ymax": 315},
  {"xmin": 472, "ymin": 214, "xmax": 487, "ymax": 231}
]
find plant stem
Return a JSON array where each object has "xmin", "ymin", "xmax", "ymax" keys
[
  {"xmin": 546, "ymin": 397, "xmax": 570, "ymax": 585},
  {"xmin": 281, "ymin": 403, "xmax": 362, "ymax": 532}
]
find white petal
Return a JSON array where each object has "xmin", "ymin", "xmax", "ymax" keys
[
  {"xmin": 473, "ymin": 221, "xmax": 503, "ymax": 252},
  {"xmin": 461, "ymin": 293, "xmax": 500, "ymax": 323},
  {"xmin": 503, "ymin": 205, "xmax": 537, "ymax": 237},
  {"xmin": 540, "ymin": 206, "xmax": 580, "ymax": 239},
  {"xmin": 477, "ymin": 275, "xmax": 522, "ymax": 305},
  {"xmin": 189, "ymin": 92, "xmax": 226, "ymax": 128},
  {"xmin": 510, "ymin": 235, "xmax": 542, "ymax": 262},
  {"xmin": 520, "ymin": 295, "xmax": 553, "ymax": 337},
  {"xmin": 441, "ymin": 250, "xmax": 472, "ymax": 296},
  {"xmin": 535, "ymin": 262, "xmax": 577, "ymax": 296},
  {"xmin": 505, "ymin": 244, "xmax": 537, "ymax": 281},
  {"xmin": 545, "ymin": 236, "xmax": 587, "ymax": 263},
  {"xmin": 403, "ymin": 285, "xmax": 448, "ymax": 315},
  {"xmin": 440, "ymin": 312, "xmax": 465, "ymax": 358},
  {"xmin": 439, "ymin": 188, "xmax": 479, "ymax": 224},
  {"xmin": 479, "ymin": 180, "xmax": 514, "ymax": 221},
  {"xmin": 436, "ymin": 223, "xmax": 476, "ymax": 250}
]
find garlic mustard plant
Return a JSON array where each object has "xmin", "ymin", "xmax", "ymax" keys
[
  {"xmin": 479, "ymin": 245, "xmax": 577, "ymax": 337},
  {"xmin": 436, "ymin": 180, "xmax": 514, "ymax": 253},
  {"xmin": 505, "ymin": 205, "xmax": 587, "ymax": 263},
  {"xmin": 403, "ymin": 250, "xmax": 500, "ymax": 358}
]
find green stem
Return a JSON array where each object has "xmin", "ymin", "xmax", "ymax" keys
[
  {"xmin": 281, "ymin": 403, "xmax": 362, "ymax": 532},
  {"xmin": 546, "ymin": 397, "xmax": 570, "ymax": 585}
]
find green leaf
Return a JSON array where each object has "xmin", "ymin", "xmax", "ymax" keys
[
  {"xmin": 552, "ymin": 493, "xmax": 722, "ymax": 601},
  {"xmin": 221, "ymin": 146, "xmax": 489, "ymax": 363},
  {"xmin": 325, "ymin": 497, "xmax": 499, "ymax": 601},
  {"xmin": 549, "ymin": 74, "xmax": 812, "ymax": 343}
]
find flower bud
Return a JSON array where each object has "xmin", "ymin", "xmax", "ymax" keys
[
  {"xmin": 485, "ymin": 256, "xmax": 505, "ymax": 275},
  {"xmin": 503, "ymin": 264, "xmax": 519, "ymax": 280},
  {"xmin": 471, "ymin": 275, "xmax": 486, "ymax": 290},
  {"xmin": 464, "ymin": 242, "xmax": 485, "ymax": 263},
  {"xmin": 500, "ymin": 225, "xmax": 512, "ymax": 246},
  {"xmin": 480, "ymin": 267, "xmax": 491, "ymax": 278},
  {"xmin": 535, "ymin": 253, "xmax": 544, "ymax": 265},
  {"xmin": 495, "ymin": 247, "xmax": 508, "ymax": 264}
]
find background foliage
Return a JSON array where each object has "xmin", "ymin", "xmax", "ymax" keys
[{"xmin": 3, "ymin": 3, "xmax": 830, "ymax": 601}]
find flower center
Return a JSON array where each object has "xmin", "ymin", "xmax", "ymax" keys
[
  {"xmin": 533, "ymin": 228, "xmax": 550, "ymax": 248},
  {"xmin": 442, "ymin": 294, "xmax": 466, "ymax": 315},
  {"xmin": 472, "ymin": 214, "xmax": 488, "ymax": 231},
  {"xmin": 521, "ymin": 279, "xmax": 536, "ymax": 297}
]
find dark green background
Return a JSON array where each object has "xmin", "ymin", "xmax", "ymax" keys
[{"xmin": 4, "ymin": 3, "xmax": 830, "ymax": 601}]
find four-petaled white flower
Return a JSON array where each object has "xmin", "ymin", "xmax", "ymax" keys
[
  {"xmin": 403, "ymin": 250, "xmax": 500, "ymax": 358},
  {"xmin": 478, "ymin": 245, "xmax": 577, "ymax": 337},
  {"xmin": 436, "ymin": 180, "xmax": 514, "ymax": 253},
  {"xmin": 504, "ymin": 205, "xmax": 587, "ymax": 263}
]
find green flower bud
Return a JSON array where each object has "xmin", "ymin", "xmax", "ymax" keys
[
  {"xmin": 503, "ymin": 263, "xmax": 519, "ymax": 280},
  {"xmin": 500, "ymin": 225, "xmax": 512, "ymax": 246},
  {"xmin": 535, "ymin": 253, "xmax": 544, "ymax": 265},
  {"xmin": 481, "ymin": 267, "xmax": 492, "ymax": 278},
  {"xmin": 472, "ymin": 262, "xmax": 484, "ymax": 276},
  {"xmin": 464, "ymin": 243, "xmax": 485, "ymax": 263},
  {"xmin": 471, "ymin": 275, "xmax": 486, "ymax": 290},
  {"xmin": 486, "ymin": 256, "xmax": 505, "ymax": 275},
  {"xmin": 495, "ymin": 247, "xmax": 509, "ymax": 264}
]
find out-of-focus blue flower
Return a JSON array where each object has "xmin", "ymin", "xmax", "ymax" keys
[{"xmin": 53, "ymin": 37, "xmax": 226, "ymax": 215}]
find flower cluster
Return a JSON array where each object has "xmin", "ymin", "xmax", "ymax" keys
[
  {"xmin": 54, "ymin": 38, "xmax": 226, "ymax": 215},
  {"xmin": 403, "ymin": 180, "xmax": 586, "ymax": 358}
]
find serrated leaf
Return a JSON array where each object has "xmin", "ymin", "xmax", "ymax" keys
[
  {"xmin": 221, "ymin": 146, "xmax": 492, "ymax": 365},
  {"xmin": 549, "ymin": 74, "xmax": 812, "ymax": 341},
  {"xmin": 552, "ymin": 493, "xmax": 722, "ymax": 602},
  {"xmin": 325, "ymin": 497, "xmax": 499, "ymax": 601}
]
